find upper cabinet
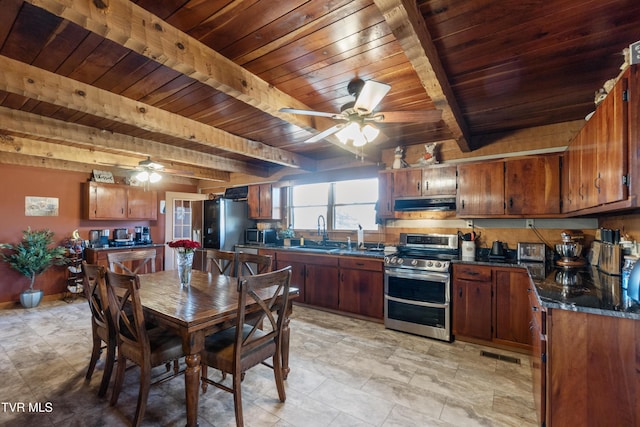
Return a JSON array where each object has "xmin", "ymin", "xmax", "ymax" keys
[
  {"xmin": 85, "ymin": 182, "xmax": 158, "ymax": 220},
  {"xmin": 248, "ymin": 184, "xmax": 281, "ymax": 220},
  {"xmin": 457, "ymin": 161, "xmax": 505, "ymax": 216},
  {"xmin": 457, "ymin": 155, "xmax": 561, "ymax": 217},
  {"xmin": 562, "ymin": 69, "xmax": 629, "ymax": 214},
  {"xmin": 377, "ymin": 170, "xmax": 395, "ymax": 219},
  {"xmin": 422, "ymin": 164, "xmax": 457, "ymax": 196},
  {"xmin": 505, "ymin": 155, "xmax": 561, "ymax": 215}
]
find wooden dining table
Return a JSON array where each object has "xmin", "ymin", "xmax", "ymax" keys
[{"xmin": 137, "ymin": 269, "xmax": 297, "ymax": 427}]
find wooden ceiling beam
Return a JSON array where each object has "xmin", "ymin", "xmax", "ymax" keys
[
  {"xmin": 0, "ymin": 133, "xmax": 230, "ymax": 181},
  {"xmin": 0, "ymin": 54, "xmax": 315, "ymax": 170},
  {"xmin": 25, "ymin": 0, "xmax": 363, "ymax": 157},
  {"xmin": 374, "ymin": 0, "xmax": 472, "ymax": 152},
  {"xmin": 0, "ymin": 106, "xmax": 269, "ymax": 177}
]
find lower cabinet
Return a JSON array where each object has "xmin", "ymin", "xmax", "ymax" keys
[
  {"xmin": 452, "ymin": 264, "xmax": 493, "ymax": 340},
  {"xmin": 531, "ymin": 303, "xmax": 638, "ymax": 426},
  {"xmin": 338, "ymin": 257, "xmax": 384, "ymax": 319},
  {"xmin": 85, "ymin": 245, "xmax": 164, "ymax": 272},
  {"xmin": 276, "ymin": 251, "xmax": 383, "ymax": 319},
  {"xmin": 452, "ymin": 264, "xmax": 532, "ymax": 350}
]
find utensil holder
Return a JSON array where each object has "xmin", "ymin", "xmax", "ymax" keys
[
  {"xmin": 599, "ymin": 243, "xmax": 622, "ymax": 275},
  {"xmin": 461, "ymin": 241, "xmax": 476, "ymax": 261}
]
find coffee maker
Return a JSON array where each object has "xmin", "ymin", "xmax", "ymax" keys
[{"xmin": 134, "ymin": 226, "xmax": 152, "ymax": 244}]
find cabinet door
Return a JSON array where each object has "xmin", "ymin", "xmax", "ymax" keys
[
  {"xmin": 377, "ymin": 170, "xmax": 395, "ymax": 218},
  {"xmin": 305, "ymin": 264, "xmax": 339, "ymax": 310},
  {"xmin": 457, "ymin": 162, "xmax": 504, "ymax": 216},
  {"xmin": 127, "ymin": 187, "xmax": 158, "ymax": 220},
  {"xmin": 276, "ymin": 259, "xmax": 306, "ymax": 303},
  {"xmin": 338, "ymin": 258, "xmax": 383, "ymax": 319},
  {"xmin": 247, "ymin": 185, "xmax": 261, "ymax": 218},
  {"xmin": 452, "ymin": 278, "xmax": 492, "ymax": 340},
  {"xmin": 87, "ymin": 183, "xmax": 127, "ymax": 219},
  {"xmin": 422, "ymin": 164, "xmax": 457, "ymax": 196},
  {"xmin": 494, "ymin": 269, "xmax": 532, "ymax": 347},
  {"xmin": 505, "ymin": 155, "xmax": 560, "ymax": 215},
  {"xmin": 595, "ymin": 77, "xmax": 628, "ymax": 206},
  {"xmin": 393, "ymin": 168, "xmax": 422, "ymax": 197}
]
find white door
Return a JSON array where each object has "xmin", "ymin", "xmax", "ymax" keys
[{"xmin": 164, "ymin": 191, "xmax": 208, "ymax": 270}]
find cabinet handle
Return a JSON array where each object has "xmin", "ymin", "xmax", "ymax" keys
[
  {"xmin": 509, "ymin": 197, "xmax": 513, "ymax": 208},
  {"xmin": 417, "ymin": 181, "xmax": 420, "ymax": 192},
  {"xmin": 532, "ymin": 306, "xmax": 538, "ymax": 312},
  {"xmin": 464, "ymin": 270, "xmax": 479, "ymax": 276},
  {"xmin": 594, "ymin": 174, "xmax": 601, "ymax": 193},
  {"xmin": 461, "ymin": 200, "xmax": 465, "ymax": 209},
  {"xmin": 425, "ymin": 181, "xmax": 429, "ymax": 191},
  {"xmin": 459, "ymin": 287, "xmax": 463, "ymax": 298}
]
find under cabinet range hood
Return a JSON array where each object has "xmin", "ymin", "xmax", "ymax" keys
[{"xmin": 393, "ymin": 197, "xmax": 456, "ymax": 211}]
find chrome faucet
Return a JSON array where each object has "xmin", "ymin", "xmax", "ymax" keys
[{"xmin": 317, "ymin": 215, "xmax": 328, "ymax": 243}]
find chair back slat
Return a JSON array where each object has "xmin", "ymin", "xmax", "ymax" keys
[
  {"xmin": 205, "ymin": 249, "xmax": 237, "ymax": 276},
  {"xmin": 234, "ymin": 266, "xmax": 291, "ymax": 362},
  {"xmin": 236, "ymin": 252, "xmax": 272, "ymax": 277},
  {"xmin": 81, "ymin": 262, "xmax": 110, "ymax": 331},
  {"xmin": 107, "ymin": 249, "xmax": 157, "ymax": 275},
  {"xmin": 105, "ymin": 270, "xmax": 149, "ymax": 358}
]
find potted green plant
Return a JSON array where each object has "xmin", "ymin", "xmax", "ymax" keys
[{"xmin": 1, "ymin": 228, "xmax": 67, "ymax": 308}]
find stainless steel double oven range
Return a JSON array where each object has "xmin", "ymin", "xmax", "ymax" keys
[{"xmin": 384, "ymin": 233, "xmax": 459, "ymax": 342}]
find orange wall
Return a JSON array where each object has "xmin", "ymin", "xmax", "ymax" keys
[{"xmin": 0, "ymin": 164, "xmax": 197, "ymax": 303}]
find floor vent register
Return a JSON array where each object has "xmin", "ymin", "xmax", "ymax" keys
[{"xmin": 480, "ymin": 350, "xmax": 521, "ymax": 364}]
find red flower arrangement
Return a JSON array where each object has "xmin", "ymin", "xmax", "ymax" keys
[{"xmin": 167, "ymin": 239, "xmax": 201, "ymax": 253}]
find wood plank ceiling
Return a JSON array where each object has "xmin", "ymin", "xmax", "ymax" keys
[{"xmin": 0, "ymin": 0, "xmax": 638, "ymax": 184}]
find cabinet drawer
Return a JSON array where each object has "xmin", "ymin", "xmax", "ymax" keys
[
  {"xmin": 453, "ymin": 264, "xmax": 492, "ymax": 281},
  {"xmin": 339, "ymin": 257, "xmax": 383, "ymax": 271}
]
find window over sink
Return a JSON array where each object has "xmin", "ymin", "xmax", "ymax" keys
[{"xmin": 290, "ymin": 178, "xmax": 378, "ymax": 231}]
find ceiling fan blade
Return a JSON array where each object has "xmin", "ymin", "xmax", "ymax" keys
[
  {"xmin": 372, "ymin": 110, "xmax": 442, "ymax": 123},
  {"xmin": 353, "ymin": 80, "xmax": 391, "ymax": 115},
  {"xmin": 304, "ymin": 123, "xmax": 346, "ymax": 143},
  {"xmin": 279, "ymin": 107, "xmax": 342, "ymax": 119}
]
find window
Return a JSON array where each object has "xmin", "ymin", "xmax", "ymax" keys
[
  {"xmin": 290, "ymin": 178, "xmax": 378, "ymax": 231},
  {"xmin": 173, "ymin": 199, "xmax": 193, "ymax": 240}
]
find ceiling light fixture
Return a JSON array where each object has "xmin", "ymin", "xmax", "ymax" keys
[
  {"xmin": 135, "ymin": 170, "xmax": 162, "ymax": 183},
  {"xmin": 335, "ymin": 122, "xmax": 380, "ymax": 147}
]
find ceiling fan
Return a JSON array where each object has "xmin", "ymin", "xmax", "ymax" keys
[
  {"xmin": 280, "ymin": 79, "xmax": 442, "ymax": 145},
  {"xmin": 135, "ymin": 157, "xmax": 164, "ymax": 183}
]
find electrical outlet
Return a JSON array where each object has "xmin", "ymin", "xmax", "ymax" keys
[
  {"xmin": 466, "ymin": 220, "xmax": 473, "ymax": 228},
  {"xmin": 526, "ymin": 219, "xmax": 534, "ymax": 228}
]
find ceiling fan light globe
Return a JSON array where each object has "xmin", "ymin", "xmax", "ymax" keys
[
  {"xmin": 136, "ymin": 170, "xmax": 150, "ymax": 182},
  {"xmin": 353, "ymin": 133, "xmax": 367, "ymax": 147},
  {"xmin": 362, "ymin": 124, "xmax": 380, "ymax": 142},
  {"xmin": 149, "ymin": 172, "xmax": 162, "ymax": 183}
]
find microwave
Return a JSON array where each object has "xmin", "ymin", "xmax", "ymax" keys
[{"xmin": 245, "ymin": 228, "xmax": 277, "ymax": 245}]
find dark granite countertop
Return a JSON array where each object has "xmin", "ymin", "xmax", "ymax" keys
[
  {"xmin": 457, "ymin": 256, "xmax": 640, "ymax": 319},
  {"xmin": 85, "ymin": 243, "xmax": 165, "ymax": 251}
]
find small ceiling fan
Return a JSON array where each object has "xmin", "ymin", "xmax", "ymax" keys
[
  {"xmin": 135, "ymin": 157, "xmax": 165, "ymax": 183},
  {"xmin": 280, "ymin": 79, "xmax": 442, "ymax": 145}
]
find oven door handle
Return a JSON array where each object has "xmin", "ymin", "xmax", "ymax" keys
[
  {"xmin": 385, "ymin": 295, "xmax": 449, "ymax": 309},
  {"xmin": 385, "ymin": 269, "xmax": 449, "ymax": 282}
]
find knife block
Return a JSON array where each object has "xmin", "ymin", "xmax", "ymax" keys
[{"xmin": 599, "ymin": 243, "xmax": 622, "ymax": 275}]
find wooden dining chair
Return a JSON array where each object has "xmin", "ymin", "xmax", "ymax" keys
[
  {"xmin": 205, "ymin": 249, "xmax": 237, "ymax": 276},
  {"xmin": 107, "ymin": 249, "xmax": 156, "ymax": 275},
  {"xmin": 200, "ymin": 266, "xmax": 292, "ymax": 427},
  {"xmin": 81, "ymin": 261, "xmax": 114, "ymax": 398},
  {"xmin": 236, "ymin": 252, "xmax": 272, "ymax": 277},
  {"xmin": 105, "ymin": 270, "xmax": 185, "ymax": 427}
]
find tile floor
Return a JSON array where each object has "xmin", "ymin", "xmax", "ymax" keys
[{"xmin": 0, "ymin": 299, "xmax": 536, "ymax": 426}]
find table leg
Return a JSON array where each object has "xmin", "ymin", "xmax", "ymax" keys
[
  {"xmin": 281, "ymin": 301, "xmax": 293, "ymax": 379},
  {"xmin": 184, "ymin": 353, "xmax": 201, "ymax": 427}
]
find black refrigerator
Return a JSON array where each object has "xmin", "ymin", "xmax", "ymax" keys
[{"xmin": 203, "ymin": 198, "xmax": 255, "ymax": 250}]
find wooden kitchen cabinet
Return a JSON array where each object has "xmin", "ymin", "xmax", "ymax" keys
[
  {"xmin": 248, "ymin": 184, "xmax": 281, "ymax": 220},
  {"xmin": 539, "ymin": 307, "xmax": 637, "ymax": 426},
  {"xmin": 505, "ymin": 155, "xmax": 561, "ymax": 215},
  {"xmin": 452, "ymin": 264, "xmax": 493, "ymax": 340},
  {"xmin": 338, "ymin": 257, "xmax": 384, "ymax": 319},
  {"xmin": 563, "ymin": 68, "xmax": 629, "ymax": 214},
  {"xmin": 127, "ymin": 186, "xmax": 158, "ymax": 220},
  {"xmin": 85, "ymin": 182, "xmax": 157, "ymax": 220},
  {"xmin": 377, "ymin": 170, "xmax": 395, "ymax": 219},
  {"xmin": 85, "ymin": 245, "xmax": 164, "ymax": 272},
  {"xmin": 422, "ymin": 164, "xmax": 457, "ymax": 196},
  {"xmin": 456, "ymin": 161, "xmax": 505, "ymax": 216},
  {"xmin": 527, "ymin": 286, "xmax": 546, "ymax": 426},
  {"xmin": 453, "ymin": 264, "xmax": 532, "ymax": 351},
  {"xmin": 277, "ymin": 252, "xmax": 339, "ymax": 309},
  {"xmin": 393, "ymin": 168, "xmax": 422, "ymax": 197},
  {"xmin": 494, "ymin": 268, "xmax": 532, "ymax": 349}
]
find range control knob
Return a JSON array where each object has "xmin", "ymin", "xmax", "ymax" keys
[
  {"xmin": 435, "ymin": 261, "xmax": 442, "ymax": 268},
  {"xmin": 396, "ymin": 257, "xmax": 404, "ymax": 265},
  {"xmin": 427, "ymin": 260, "xmax": 434, "ymax": 267},
  {"xmin": 411, "ymin": 259, "xmax": 418, "ymax": 266}
]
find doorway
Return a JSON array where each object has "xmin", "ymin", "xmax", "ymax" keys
[{"xmin": 164, "ymin": 191, "xmax": 208, "ymax": 270}]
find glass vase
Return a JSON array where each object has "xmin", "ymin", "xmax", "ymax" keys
[{"xmin": 176, "ymin": 251, "xmax": 194, "ymax": 287}]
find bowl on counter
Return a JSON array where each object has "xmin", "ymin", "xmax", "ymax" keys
[{"xmin": 555, "ymin": 242, "xmax": 583, "ymax": 258}]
